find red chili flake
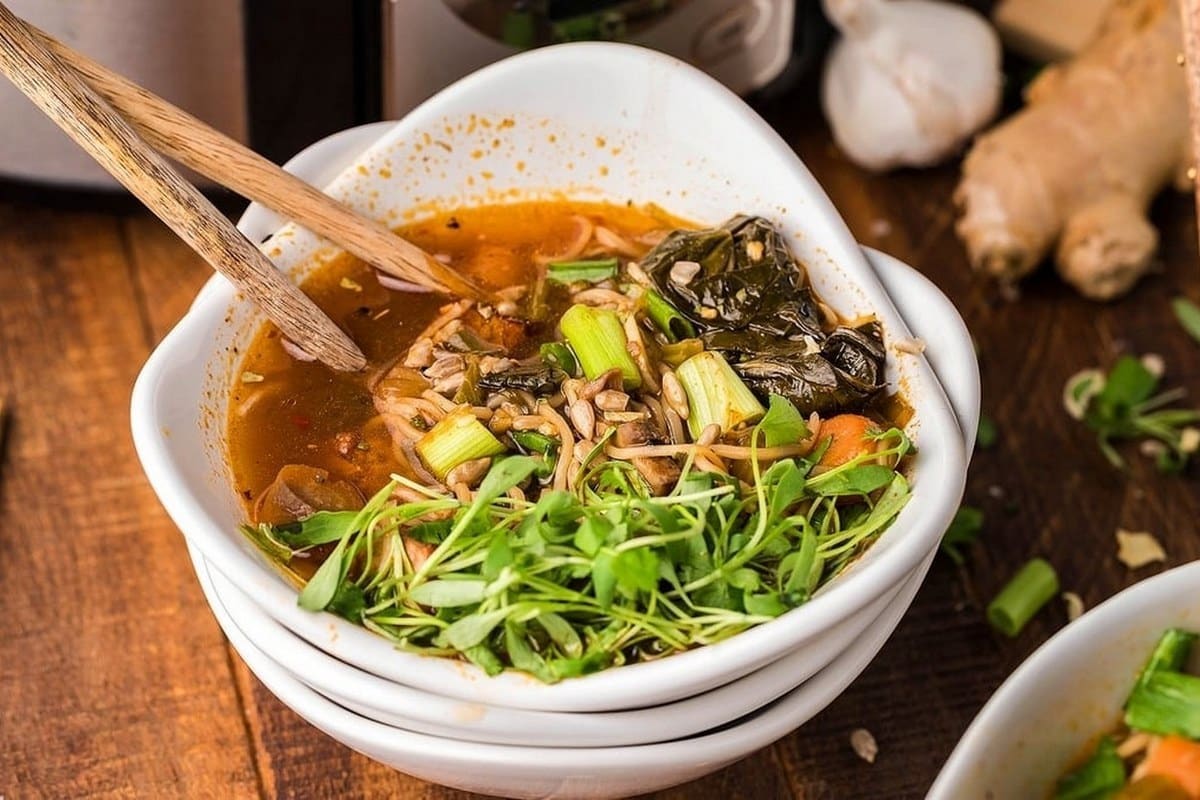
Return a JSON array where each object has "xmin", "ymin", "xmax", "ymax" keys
[{"xmin": 290, "ymin": 414, "xmax": 312, "ymax": 430}]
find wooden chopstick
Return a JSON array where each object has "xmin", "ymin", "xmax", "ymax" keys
[
  {"xmin": 28, "ymin": 22, "xmax": 485, "ymax": 301},
  {"xmin": 0, "ymin": 3, "xmax": 366, "ymax": 371},
  {"xmin": 1180, "ymin": 0, "xmax": 1200, "ymax": 255}
]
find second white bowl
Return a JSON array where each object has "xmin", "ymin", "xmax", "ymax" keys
[{"xmin": 929, "ymin": 561, "xmax": 1200, "ymax": 800}]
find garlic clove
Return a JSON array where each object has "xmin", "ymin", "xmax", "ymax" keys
[{"xmin": 821, "ymin": 0, "xmax": 1003, "ymax": 171}]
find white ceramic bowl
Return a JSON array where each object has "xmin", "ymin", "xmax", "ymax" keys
[
  {"xmin": 194, "ymin": 538, "xmax": 932, "ymax": 800},
  {"xmin": 132, "ymin": 42, "xmax": 970, "ymax": 711},
  {"xmin": 210, "ymin": 549, "xmax": 905, "ymax": 747},
  {"xmin": 200, "ymin": 245, "xmax": 978, "ymax": 748},
  {"xmin": 929, "ymin": 561, "xmax": 1200, "ymax": 800}
]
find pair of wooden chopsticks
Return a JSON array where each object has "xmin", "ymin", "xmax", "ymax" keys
[{"xmin": 0, "ymin": 4, "xmax": 484, "ymax": 371}]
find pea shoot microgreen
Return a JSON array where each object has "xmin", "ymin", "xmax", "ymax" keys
[
  {"xmin": 242, "ymin": 400, "xmax": 913, "ymax": 683},
  {"xmin": 939, "ymin": 506, "xmax": 984, "ymax": 566},
  {"xmin": 1064, "ymin": 356, "xmax": 1200, "ymax": 472}
]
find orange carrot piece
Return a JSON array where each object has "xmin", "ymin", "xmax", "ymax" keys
[
  {"xmin": 816, "ymin": 414, "xmax": 878, "ymax": 468},
  {"xmin": 1139, "ymin": 735, "xmax": 1200, "ymax": 798}
]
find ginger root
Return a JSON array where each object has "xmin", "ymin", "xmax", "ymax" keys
[{"xmin": 955, "ymin": 0, "xmax": 1191, "ymax": 300}]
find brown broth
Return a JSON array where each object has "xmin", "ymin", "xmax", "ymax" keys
[{"xmin": 228, "ymin": 200, "xmax": 678, "ymax": 511}]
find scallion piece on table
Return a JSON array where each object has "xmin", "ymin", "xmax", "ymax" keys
[
  {"xmin": 539, "ymin": 341, "xmax": 578, "ymax": 376},
  {"xmin": 558, "ymin": 304, "xmax": 641, "ymax": 389},
  {"xmin": 416, "ymin": 407, "xmax": 507, "ymax": 480},
  {"xmin": 642, "ymin": 289, "xmax": 696, "ymax": 342},
  {"xmin": 1125, "ymin": 670, "xmax": 1200, "ymax": 738},
  {"xmin": 1052, "ymin": 737, "xmax": 1126, "ymax": 800},
  {"xmin": 986, "ymin": 557, "xmax": 1059, "ymax": 637},
  {"xmin": 546, "ymin": 258, "xmax": 618, "ymax": 284},
  {"xmin": 675, "ymin": 351, "xmax": 766, "ymax": 438}
]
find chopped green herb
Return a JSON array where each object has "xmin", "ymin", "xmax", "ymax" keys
[
  {"xmin": 1052, "ymin": 737, "xmax": 1126, "ymax": 800},
  {"xmin": 642, "ymin": 289, "xmax": 696, "ymax": 342},
  {"xmin": 1125, "ymin": 670, "xmax": 1200, "ymax": 739},
  {"xmin": 510, "ymin": 430, "xmax": 558, "ymax": 456},
  {"xmin": 539, "ymin": 341, "xmax": 578, "ymax": 376},
  {"xmin": 1173, "ymin": 296, "xmax": 1200, "ymax": 345},
  {"xmin": 547, "ymin": 258, "xmax": 618, "ymax": 284},
  {"xmin": 660, "ymin": 338, "xmax": 704, "ymax": 367},
  {"xmin": 559, "ymin": 304, "xmax": 641, "ymax": 389},
  {"xmin": 940, "ymin": 506, "xmax": 983, "ymax": 565},
  {"xmin": 1139, "ymin": 628, "xmax": 1198, "ymax": 681},
  {"xmin": 252, "ymin": 427, "xmax": 913, "ymax": 683},
  {"xmin": 757, "ymin": 394, "xmax": 810, "ymax": 447},
  {"xmin": 1124, "ymin": 628, "xmax": 1200, "ymax": 738},
  {"xmin": 976, "ymin": 414, "xmax": 997, "ymax": 449},
  {"xmin": 1065, "ymin": 355, "xmax": 1200, "ymax": 471},
  {"xmin": 986, "ymin": 557, "xmax": 1059, "ymax": 637}
]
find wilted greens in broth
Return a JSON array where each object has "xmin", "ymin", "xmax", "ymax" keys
[{"xmin": 230, "ymin": 200, "xmax": 912, "ymax": 682}]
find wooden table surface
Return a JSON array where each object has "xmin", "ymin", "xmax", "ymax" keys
[{"xmin": 2, "ymin": 96, "xmax": 1198, "ymax": 800}]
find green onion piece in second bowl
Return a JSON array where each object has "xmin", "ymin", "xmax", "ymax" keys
[{"xmin": 986, "ymin": 557, "xmax": 1060, "ymax": 637}]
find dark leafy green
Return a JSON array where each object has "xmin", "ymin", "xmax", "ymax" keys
[
  {"xmin": 638, "ymin": 216, "xmax": 885, "ymax": 415},
  {"xmin": 731, "ymin": 323, "xmax": 886, "ymax": 416},
  {"xmin": 478, "ymin": 363, "xmax": 568, "ymax": 395},
  {"xmin": 1067, "ymin": 355, "xmax": 1200, "ymax": 471}
]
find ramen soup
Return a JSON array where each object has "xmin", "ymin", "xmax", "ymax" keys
[
  {"xmin": 1052, "ymin": 629, "xmax": 1200, "ymax": 800},
  {"xmin": 230, "ymin": 201, "xmax": 913, "ymax": 682}
]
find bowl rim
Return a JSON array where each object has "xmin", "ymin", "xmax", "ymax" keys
[
  {"xmin": 132, "ymin": 41, "xmax": 970, "ymax": 711},
  {"xmin": 928, "ymin": 560, "xmax": 1200, "ymax": 798}
]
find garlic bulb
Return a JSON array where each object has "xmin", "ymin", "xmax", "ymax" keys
[{"xmin": 820, "ymin": 0, "xmax": 1003, "ymax": 171}]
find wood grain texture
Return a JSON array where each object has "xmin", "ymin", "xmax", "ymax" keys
[
  {"xmin": 2, "ymin": 68, "xmax": 1200, "ymax": 800},
  {"xmin": 1181, "ymin": 0, "xmax": 1200, "ymax": 251},
  {"xmin": 0, "ymin": 4, "xmax": 364, "ymax": 372},
  {"xmin": 0, "ymin": 204, "xmax": 260, "ymax": 800},
  {"xmin": 30, "ymin": 23, "xmax": 481, "ymax": 300}
]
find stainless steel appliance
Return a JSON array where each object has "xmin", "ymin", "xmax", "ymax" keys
[{"xmin": 0, "ymin": 0, "xmax": 822, "ymax": 190}]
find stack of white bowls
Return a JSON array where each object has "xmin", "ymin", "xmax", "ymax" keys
[{"xmin": 132, "ymin": 45, "xmax": 978, "ymax": 799}]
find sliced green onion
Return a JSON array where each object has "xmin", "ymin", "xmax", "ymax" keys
[
  {"xmin": 559, "ymin": 304, "xmax": 641, "ymax": 389},
  {"xmin": 511, "ymin": 430, "xmax": 558, "ymax": 456},
  {"xmin": 642, "ymin": 289, "xmax": 696, "ymax": 342},
  {"xmin": 453, "ymin": 356, "xmax": 482, "ymax": 406},
  {"xmin": 416, "ymin": 407, "xmax": 507, "ymax": 480},
  {"xmin": 661, "ymin": 338, "xmax": 704, "ymax": 367},
  {"xmin": 1125, "ymin": 670, "xmax": 1200, "ymax": 738},
  {"xmin": 675, "ymin": 351, "xmax": 765, "ymax": 438},
  {"xmin": 547, "ymin": 258, "xmax": 618, "ymax": 284},
  {"xmin": 1138, "ymin": 628, "xmax": 1198, "ymax": 685},
  {"xmin": 540, "ymin": 341, "xmax": 578, "ymax": 376},
  {"xmin": 1052, "ymin": 737, "xmax": 1126, "ymax": 800},
  {"xmin": 986, "ymin": 557, "xmax": 1059, "ymax": 637},
  {"xmin": 526, "ymin": 273, "xmax": 551, "ymax": 322}
]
